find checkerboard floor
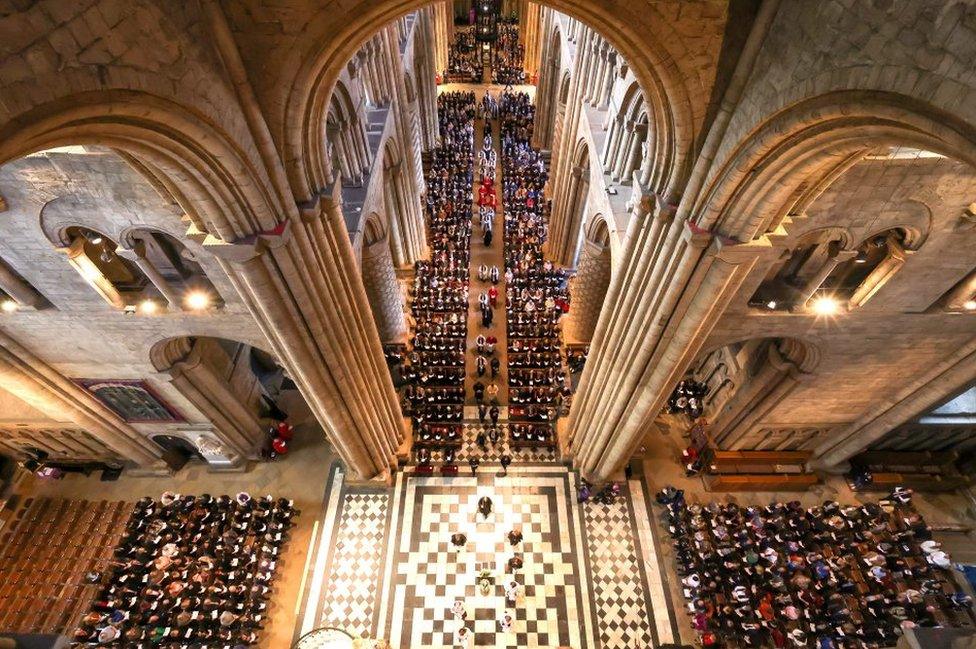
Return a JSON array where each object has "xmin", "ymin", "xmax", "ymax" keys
[
  {"xmin": 416, "ymin": 423, "xmax": 559, "ymax": 465},
  {"xmin": 297, "ymin": 464, "xmax": 679, "ymax": 648}
]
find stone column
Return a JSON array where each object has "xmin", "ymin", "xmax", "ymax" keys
[
  {"xmin": 0, "ymin": 259, "xmax": 42, "ymax": 308},
  {"xmin": 213, "ymin": 184, "xmax": 403, "ymax": 482},
  {"xmin": 602, "ymin": 118, "xmax": 624, "ymax": 172},
  {"xmin": 362, "ymin": 235, "xmax": 407, "ymax": 341},
  {"xmin": 124, "ymin": 242, "xmax": 182, "ymax": 308},
  {"xmin": 0, "ymin": 331, "xmax": 163, "ymax": 468},
  {"xmin": 569, "ymin": 239, "xmax": 611, "ymax": 342},
  {"xmin": 568, "ymin": 194, "xmax": 763, "ymax": 484},
  {"xmin": 599, "ymin": 53, "xmax": 616, "ymax": 108},
  {"xmin": 792, "ymin": 246, "xmax": 857, "ymax": 310},
  {"xmin": 811, "ymin": 340, "xmax": 976, "ymax": 471},
  {"xmin": 151, "ymin": 337, "xmax": 264, "ymax": 462},
  {"xmin": 550, "ymin": 164, "xmax": 588, "ymax": 267}
]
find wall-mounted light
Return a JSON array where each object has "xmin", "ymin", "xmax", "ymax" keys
[
  {"xmin": 964, "ymin": 299, "xmax": 976, "ymax": 311},
  {"xmin": 139, "ymin": 299, "xmax": 160, "ymax": 315},
  {"xmin": 853, "ymin": 250, "xmax": 868, "ymax": 264},
  {"xmin": 185, "ymin": 290, "xmax": 211, "ymax": 311},
  {"xmin": 810, "ymin": 295, "xmax": 840, "ymax": 316},
  {"xmin": 1, "ymin": 299, "xmax": 18, "ymax": 313},
  {"xmin": 765, "ymin": 300, "xmax": 777, "ymax": 310}
]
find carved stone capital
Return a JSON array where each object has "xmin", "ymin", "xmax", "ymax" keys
[{"xmin": 203, "ymin": 219, "xmax": 293, "ymax": 263}]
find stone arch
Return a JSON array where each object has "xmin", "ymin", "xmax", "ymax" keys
[
  {"xmin": 685, "ymin": 336, "xmax": 822, "ymax": 450},
  {"xmin": 604, "ymin": 79, "xmax": 649, "ymax": 183},
  {"xmin": 285, "ymin": 0, "xmax": 696, "ymax": 204},
  {"xmin": 362, "ymin": 213, "xmax": 387, "ymax": 247},
  {"xmin": 560, "ymin": 137, "xmax": 592, "ymax": 266},
  {"xmin": 0, "ymin": 91, "xmax": 286, "ymax": 244},
  {"xmin": 689, "ymin": 91, "xmax": 976, "ymax": 243},
  {"xmin": 150, "ymin": 335, "xmax": 288, "ymax": 466}
]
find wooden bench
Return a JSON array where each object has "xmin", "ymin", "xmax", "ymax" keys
[
  {"xmin": 704, "ymin": 473, "xmax": 820, "ymax": 492},
  {"xmin": 848, "ymin": 450, "xmax": 972, "ymax": 492},
  {"xmin": 703, "ymin": 450, "xmax": 819, "ymax": 492}
]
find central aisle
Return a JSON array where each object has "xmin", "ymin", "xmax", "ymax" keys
[{"xmin": 464, "ymin": 89, "xmax": 509, "ymax": 411}]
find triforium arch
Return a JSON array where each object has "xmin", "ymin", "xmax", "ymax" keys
[
  {"xmin": 284, "ymin": 0, "xmax": 703, "ymax": 206},
  {"xmin": 547, "ymin": 137, "xmax": 591, "ymax": 267},
  {"xmin": 382, "ymin": 139, "xmax": 426, "ymax": 267}
]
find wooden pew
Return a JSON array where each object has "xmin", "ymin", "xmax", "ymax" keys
[
  {"xmin": 703, "ymin": 449, "xmax": 819, "ymax": 492},
  {"xmin": 848, "ymin": 450, "xmax": 973, "ymax": 492}
]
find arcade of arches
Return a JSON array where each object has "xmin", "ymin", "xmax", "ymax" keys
[{"xmin": 2, "ymin": 1, "xmax": 976, "ymax": 647}]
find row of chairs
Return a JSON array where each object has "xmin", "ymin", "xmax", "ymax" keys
[{"xmin": 0, "ymin": 497, "xmax": 132, "ymax": 634}]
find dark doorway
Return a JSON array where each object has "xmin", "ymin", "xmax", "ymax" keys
[{"xmin": 152, "ymin": 435, "xmax": 202, "ymax": 471}]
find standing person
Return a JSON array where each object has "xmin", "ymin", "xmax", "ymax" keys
[
  {"xmin": 468, "ymin": 456, "xmax": 480, "ymax": 476},
  {"xmin": 500, "ymin": 453, "xmax": 511, "ymax": 476},
  {"xmin": 451, "ymin": 599, "xmax": 467, "ymax": 621},
  {"xmin": 489, "ymin": 405, "xmax": 500, "ymax": 425},
  {"xmin": 476, "ymin": 355, "xmax": 487, "ymax": 377},
  {"xmin": 505, "ymin": 580, "xmax": 520, "ymax": 605},
  {"xmin": 484, "ymin": 226, "xmax": 493, "ymax": 247},
  {"xmin": 478, "ymin": 402, "xmax": 488, "ymax": 423},
  {"xmin": 490, "ymin": 357, "xmax": 500, "ymax": 378},
  {"xmin": 473, "ymin": 380, "xmax": 485, "ymax": 403},
  {"xmin": 486, "ymin": 381, "xmax": 499, "ymax": 403}
]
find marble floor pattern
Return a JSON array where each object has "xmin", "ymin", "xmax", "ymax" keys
[{"xmin": 294, "ymin": 462, "xmax": 679, "ymax": 648}]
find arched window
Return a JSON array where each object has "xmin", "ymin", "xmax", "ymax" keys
[
  {"xmin": 122, "ymin": 228, "xmax": 223, "ymax": 312},
  {"xmin": 61, "ymin": 226, "xmax": 156, "ymax": 310}
]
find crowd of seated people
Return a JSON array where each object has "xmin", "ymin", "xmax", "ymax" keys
[
  {"xmin": 409, "ymin": 91, "xmax": 475, "ymax": 450},
  {"xmin": 492, "ymin": 24, "xmax": 525, "ymax": 86},
  {"xmin": 499, "ymin": 91, "xmax": 569, "ymax": 447},
  {"xmin": 446, "ymin": 26, "xmax": 480, "ymax": 82},
  {"xmin": 71, "ymin": 492, "xmax": 296, "ymax": 647},
  {"xmin": 659, "ymin": 486, "xmax": 975, "ymax": 648},
  {"xmin": 566, "ymin": 345, "xmax": 588, "ymax": 375}
]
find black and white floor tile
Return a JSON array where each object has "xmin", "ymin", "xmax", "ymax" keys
[{"xmin": 296, "ymin": 464, "xmax": 678, "ymax": 648}]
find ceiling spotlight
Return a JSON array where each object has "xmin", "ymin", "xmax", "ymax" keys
[
  {"xmin": 89, "ymin": 235, "xmax": 103, "ymax": 245},
  {"xmin": 964, "ymin": 299, "xmax": 976, "ymax": 311},
  {"xmin": 139, "ymin": 299, "xmax": 159, "ymax": 315},
  {"xmin": 185, "ymin": 291, "xmax": 211, "ymax": 311},
  {"xmin": 1, "ymin": 300, "xmax": 18, "ymax": 313},
  {"xmin": 766, "ymin": 300, "xmax": 777, "ymax": 310},
  {"xmin": 810, "ymin": 295, "xmax": 840, "ymax": 316},
  {"xmin": 853, "ymin": 250, "xmax": 868, "ymax": 264}
]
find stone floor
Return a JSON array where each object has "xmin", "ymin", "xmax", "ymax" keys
[{"xmin": 293, "ymin": 459, "xmax": 680, "ymax": 648}]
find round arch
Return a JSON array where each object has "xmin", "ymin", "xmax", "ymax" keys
[
  {"xmin": 689, "ymin": 91, "xmax": 976, "ymax": 243},
  {"xmin": 285, "ymin": 0, "xmax": 695, "ymax": 205},
  {"xmin": 0, "ymin": 91, "xmax": 285, "ymax": 244}
]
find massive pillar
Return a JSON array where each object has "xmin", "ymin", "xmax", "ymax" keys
[
  {"xmin": 567, "ymin": 194, "xmax": 762, "ymax": 483},
  {"xmin": 0, "ymin": 331, "xmax": 164, "ymax": 468},
  {"xmin": 568, "ymin": 238, "xmax": 611, "ymax": 342},
  {"xmin": 212, "ymin": 184, "xmax": 404, "ymax": 482},
  {"xmin": 549, "ymin": 163, "xmax": 589, "ymax": 267},
  {"xmin": 362, "ymin": 234, "xmax": 407, "ymax": 342},
  {"xmin": 151, "ymin": 337, "xmax": 265, "ymax": 463}
]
